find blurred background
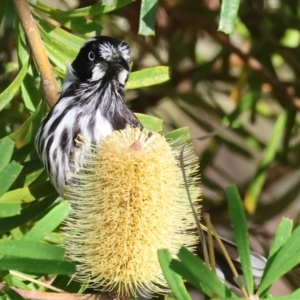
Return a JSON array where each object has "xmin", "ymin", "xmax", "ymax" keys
[{"xmin": 1, "ymin": 0, "xmax": 300, "ymax": 296}]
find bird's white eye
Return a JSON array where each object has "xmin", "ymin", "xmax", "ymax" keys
[{"xmin": 88, "ymin": 51, "xmax": 95, "ymax": 61}]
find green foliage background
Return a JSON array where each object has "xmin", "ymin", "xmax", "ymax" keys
[{"xmin": 1, "ymin": 0, "xmax": 300, "ymax": 298}]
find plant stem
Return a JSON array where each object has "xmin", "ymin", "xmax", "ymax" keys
[{"xmin": 13, "ymin": 0, "xmax": 58, "ymax": 108}]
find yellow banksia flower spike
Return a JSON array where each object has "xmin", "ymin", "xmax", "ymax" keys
[{"xmin": 63, "ymin": 127, "xmax": 201, "ymax": 297}]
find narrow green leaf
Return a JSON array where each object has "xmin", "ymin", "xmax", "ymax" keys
[
  {"xmin": 0, "ymin": 240, "xmax": 65, "ymax": 260},
  {"xmin": 126, "ymin": 66, "xmax": 169, "ymax": 90},
  {"xmin": 23, "ymin": 201, "xmax": 71, "ymax": 241},
  {"xmin": 0, "ymin": 204, "xmax": 20, "ymax": 217},
  {"xmin": 10, "ymin": 227, "xmax": 24, "ymax": 240},
  {"xmin": 268, "ymin": 218, "xmax": 293, "ymax": 258},
  {"xmin": 1, "ymin": 271, "xmax": 13, "ymax": 286},
  {"xmin": 103, "ymin": 0, "xmax": 117, "ymax": 6},
  {"xmin": 22, "ymin": 100, "xmax": 50, "ymax": 148},
  {"xmin": 0, "ymin": 137, "xmax": 15, "ymax": 173},
  {"xmin": 38, "ymin": 21, "xmax": 78, "ymax": 67},
  {"xmin": 0, "ymin": 161, "xmax": 23, "ymax": 198},
  {"xmin": 17, "ymin": 22, "xmax": 40, "ymax": 112},
  {"xmin": 46, "ymin": 0, "xmax": 134, "ymax": 17},
  {"xmin": 37, "ymin": 17, "xmax": 84, "ymax": 50},
  {"xmin": 44, "ymin": 42, "xmax": 69, "ymax": 72},
  {"xmin": 282, "ymin": 110, "xmax": 296, "ymax": 162},
  {"xmin": 158, "ymin": 249, "xmax": 192, "ymax": 300},
  {"xmin": 138, "ymin": 0, "xmax": 158, "ymax": 36},
  {"xmin": 2, "ymin": 286, "xmax": 25, "ymax": 300},
  {"xmin": 244, "ymin": 111, "xmax": 288, "ymax": 213},
  {"xmin": 291, "ymin": 288, "xmax": 300, "ymax": 297},
  {"xmin": 17, "ymin": 159, "xmax": 44, "ymax": 187},
  {"xmin": 51, "ymin": 15, "xmax": 102, "ymax": 37},
  {"xmin": 165, "ymin": 128, "xmax": 191, "ymax": 147},
  {"xmin": 0, "ymin": 56, "xmax": 29, "ymax": 111},
  {"xmin": 274, "ymin": 296, "xmax": 300, "ymax": 300},
  {"xmin": 218, "ymin": 0, "xmax": 241, "ymax": 34},
  {"xmin": 0, "ymin": 257, "xmax": 75, "ymax": 275},
  {"xmin": 135, "ymin": 113, "xmax": 162, "ymax": 132},
  {"xmin": 16, "ymin": 27, "xmax": 29, "ymax": 69},
  {"xmin": 170, "ymin": 259, "xmax": 212, "ymax": 297},
  {"xmin": 20, "ymin": 65, "xmax": 41, "ymax": 113},
  {"xmin": 10, "ymin": 277, "xmax": 28, "ymax": 291},
  {"xmin": 0, "ymin": 181, "xmax": 55, "ymax": 204},
  {"xmin": 257, "ymin": 219, "xmax": 293, "ymax": 297},
  {"xmin": 0, "ymin": 195, "xmax": 56, "ymax": 235},
  {"xmin": 43, "ymin": 232, "xmax": 63, "ymax": 244},
  {"xmin": 173, "ymin": 247, "xmax": 238, "ymax": 298},
  {"xmin": 225, "ymin": 184, "xmax": 253, "ymax": 294},
  {"xmin": 9, "ymin": 100, "xmax": 43, "ymax": 142},
  {"xmin": 258, "ymin": 224, "xmax": 300, "ymax": 295},
  {"xmin": 21, "ymin": 65, "xmax": 42, "ymax": 112},
  {"xmin": 12, "ymin": 140, "xmax": 35, "ymax": 162}
]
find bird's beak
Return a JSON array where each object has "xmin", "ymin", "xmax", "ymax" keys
[{"xmin": 109, "ymin": 55, "xmax": 130, "ymax": 72}]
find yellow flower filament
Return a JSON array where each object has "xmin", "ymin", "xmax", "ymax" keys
[{"xmin": 64, "ymin": 128, "xmax": 201, "ymax": 296}]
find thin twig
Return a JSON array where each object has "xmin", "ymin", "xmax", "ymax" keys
[
  {"xmin": 207, "ymin": 30, "xmax": 300, "ymax": 110},
  {"xmin": 203, "ymin": 214, "xmax": 216, "ymax": 274},
  {"xmin": 9, "ymin": 271, "xmax": 65, "ymax": 293},
  {"xmin": 0, "ymin": 282, "xmax": 108, "ymax": 300},
  {"xmin": 209, "ymin": 224, "xmax": 249, "ymax": 299},
  {"xmin": 13, "ymin": 0, "xmax": 58, "ymax": 108}
]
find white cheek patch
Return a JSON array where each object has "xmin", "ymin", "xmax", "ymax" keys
[
  {"xmin": 99, "ymin": 42, "xmax": 114, "ymax": 60},
  {"xmin": 91, "ymin": 65, "xmax": 106, "ymax": 81},
  {"xmin": 118, "ymin": 69, "xmax": 129, "ymax": 85},
  {"xmin": 119, "ymin": 44, "xmax": 130, "ymax": 62}
]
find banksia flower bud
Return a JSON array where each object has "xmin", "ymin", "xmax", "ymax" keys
[{"xmin": 63, "ymin": 127, "xmax": 201, "ymax": 297}]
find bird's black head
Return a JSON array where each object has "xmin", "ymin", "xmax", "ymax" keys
[{"xmin": 69, "ymin": 36, "xmax": 130, "ymax": 86}]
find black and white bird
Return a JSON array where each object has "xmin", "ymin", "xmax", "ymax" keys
[{"xmin": 35, "ymin": 36, "xmax": 141, "ymax": 196}]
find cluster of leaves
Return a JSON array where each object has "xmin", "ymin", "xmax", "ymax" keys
[
  {"xmin": 119, "ymin": 2, "xmax": 300, "ymax": 279},
  {"xmin": 159, "ymin": 185, "xmax": 300, "ymax": 300}
]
